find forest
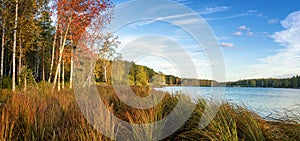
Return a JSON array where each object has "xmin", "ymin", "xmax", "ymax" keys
[
  {"xmin": 94, "ymin": 59, "xmax": 216, "ymax": 87},
  {"xmin": 95, "ymin": 59, "xmax": 300, "ymax": 89},
  {"xmin": 226, "ymin": 76, "xmax": 300, "ymax": 88},
  {"xmin": 0, "ymin": 0, "xmax": 117, "ymax": 91}
]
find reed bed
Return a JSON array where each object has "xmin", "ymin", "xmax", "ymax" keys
[{"xmin": 0, "ymin": 85, "xmax": 299, "ymax": 140}]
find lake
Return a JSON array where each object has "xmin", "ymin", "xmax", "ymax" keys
[{"xmin": 155, "ymin": 86, "xmax": 300, "ymax": 119}]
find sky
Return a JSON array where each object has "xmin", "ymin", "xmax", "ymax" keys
[{"xmin": 108, "ymin": 0, "xmax": 300, "ymax": 81}]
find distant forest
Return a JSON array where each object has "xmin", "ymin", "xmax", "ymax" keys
[
  {"xmin": 226, "ymin": 76, "xmax": 300, "ymax": 89},
  {"xmin": 95, "ymin": 59, "xmax": 300, "ymax": 89},
  {"xmin": 94, "ymin": 60, "xmax": 217, "ymax": 87},
  {"xmin": 94, "ymin": 59, "xmax": 300, "ymax": 89}
]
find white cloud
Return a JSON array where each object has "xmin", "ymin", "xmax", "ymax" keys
[
  {"xmin": 280, "ymin": 12, "xmax": 300, "ymax": 29},
  {"xmin": 127, "ymin": 6, "xmax": 230, "ymax": 29},
  {"xmin": 199, "ymin": 6, "xmax": 230, "ymax": 15},
  {"xmin": 245, "ymin": 11, "xmax": 300, "ymax": 79},
  {"xmin": 238, "ymin": 25, "xmax": 250, "ymax": 30},
  {"xmin": 273, "ymin": 11, "xmax": 300, "ymax": 46},
  {"xmin": 232, "ymin": 25, "xmax": 254, "ymax": 37},
  {"xmin": 173, "ymin": 0, "xmax": 187, "ymax": 2},
  {"xmin": 220, "ymin": 43, "xmax": 234, "ymax": 48},
  {"xmin": 173, "ymin": 18, "xmax": 200, "ymax": 25},
  {"xmin": 238, "ymin": 25, "xmax": 246, "ymax": 30},
  {"xmin": 127, "ymin": 12, "xmax": 202, "ymax": 29},
  {"xmin": 268, "ymin": 18, "xmax": 279, "ymax": 24},
  {"xmin": 128, "ymin": 20, "xmax": 157, "ymax": 29},
  {"xmin": 216, "ymin": 36, "xmax": 230, "ymax": 40},
  {"xmin": 206, "ymin": 10, "xmax": 259, "ymax": 21},
  {"xmin": 247, "ymin": 32, "xmax": 254, "ymax": 36},
  {"xmin": 233, "ymin": 31, "xmax": 242, "ymax": 36},
  {"xmin": 257, "ymin": 13, "xmax": 263, "ymax": 17},
  {"xmin": 248, "ymin": 10, "xmax": 257, "ymax": 13},
  {"xmin": 206, "ymin": 13, "xmax": 250, "ymax": 21}
]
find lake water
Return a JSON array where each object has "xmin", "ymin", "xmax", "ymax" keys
[{"xmin": 155, "ymin": 86, "xmax": 300, "ymax": 119}]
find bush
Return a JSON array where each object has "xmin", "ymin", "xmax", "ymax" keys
[{"xmin": 0, "ymin": 76, "xmax": 12, "ymax": 89}]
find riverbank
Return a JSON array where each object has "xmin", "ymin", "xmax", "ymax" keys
[{"xmin": 0, "ymin": 86, "xmax": 299, "ymax": 140}]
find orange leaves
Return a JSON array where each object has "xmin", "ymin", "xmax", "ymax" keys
[{"xmin": 53, "ymin": 0, "xmax": 113, "ymax": 45}]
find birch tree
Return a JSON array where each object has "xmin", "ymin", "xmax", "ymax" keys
[
  {"xmin": 97, "ymin": 33, "xmax": 120, "ymax": 83},
  {"xmin": 51, "ymin": 0, "xmax": 113, "ymax": 92},
  {"xmin": 0, "ymin": 0, "xmax": 7, "ymax": 77},
  {"xmin": 48, "ymin": 24, "xmax": 57, "ymax": 82},
  {"xmin": 12, "ymin": 0, "xmax": 18, "ymax": 91}
]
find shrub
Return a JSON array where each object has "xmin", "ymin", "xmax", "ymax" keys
[{"xmin": 0, "ymin": 76, "xmax": 12, "ymax": 89}]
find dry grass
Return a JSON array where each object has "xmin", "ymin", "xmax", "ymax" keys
[{"xmin": 0, "ymin": 85, "xmax": 299, "ymax": 140}]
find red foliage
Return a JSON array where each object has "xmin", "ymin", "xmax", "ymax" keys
[{"xmin": 53, "ymin": 0, "xmax": 113, "ymax": 44}]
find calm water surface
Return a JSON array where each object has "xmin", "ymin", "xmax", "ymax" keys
[{"xmin": 155, "ymin": 86, "xmax": 300, "ymax": 118}]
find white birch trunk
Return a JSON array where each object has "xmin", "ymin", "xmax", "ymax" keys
[
  {"xmin": 58, "ymin": 64, "xmax": 60, "ymax": 91},
  {"xmin": 69, "ymin": 47, "xmax": 74, "ymax": 89},
  {"xmin": 24, "ymin": 68, "xmax": 26, "ymax": 92},
  {"xmin": 1, "ymin": 16, "xmax": 5, "ymax": 77},
  {"xmin": 62, "ymin": 58, "xmax": 64, "ymax": 89},
  {"xmin": 18, "ymin": 32, "xmax": 22, "ymax": 83},
  {"xmin": 12, "ymin": 0, "xmax": 18, "ymax": 92},
  {"xmin": 48, "ymin": 24, "xmax": 58, "ymax": 83},
  {"xmin": 104, "ymin": 65, "xmax": 107, "ymax": 82},
  {"xmin": 51, "ymin": 22, "xmax": 70, "ymax": 93}
]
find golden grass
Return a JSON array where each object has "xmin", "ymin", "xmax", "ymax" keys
[{"xmin": 0, "ymin": 85, "xmax": 299, "ymax": 140}]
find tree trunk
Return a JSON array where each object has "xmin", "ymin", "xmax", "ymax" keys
[
  {"xmin": 42, "ymin": 15, "xmax": 45, "ymax": 82},
  {"xmin": 48, "ymin": 24, "xmax": 58, "ymax": 83},
  {"xmin": 57, "ymin": 33, "xmax": 63, "ymax": 92},
  {"xmin": 69, "ymin": 46, "xmax": 74, "ymax": 88},
  {"xmin": 42, "ymin": 41, "xmax": 45, "ymax": 81},
  {"xmin": 18, "ymin": 32, "xmax": 22, "ymax": 84},
  {"xmin": 51, "ymin": 22, "xmax": 70, "ymax": 93},
  {"xmin": 35, "ymin": 52, "xmax": 39, "ymax": 80},
  {"xmin": 58, "ymin": 64, "xmax": 60, "ymax": 91},
  {"xmin": 1, "ymin": 16, "xmax": 5, "ymax": 77},
  {"xmin": 24, "ymin": 69, "xmax": 26, "ymax": 92},
  {"xmin": 12, "ymin": 0, "xmax": 18, "ymax": 92},
  {"xmin": 104, "ymin": 65, "xmax": 107, "ymax": 82},
  {"xmin": 62, "ymin": 58, "xmax": 64, "ymax": 89}
]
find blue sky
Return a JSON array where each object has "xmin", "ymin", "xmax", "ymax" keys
[{"xmin": 109, "ymin": 0, "xmax": 300, "ymax": 81}]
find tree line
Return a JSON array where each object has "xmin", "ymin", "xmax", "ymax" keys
[
  {"xmin": 93, "ymin": 59, "xmax": 217, "ymax": 87},
  {"xmin": 94, "ymin": 58, "xmax": 300, "ymax": 89},
  {"xmin": 226, "ymin": 76, "xmax": 300, "ymax": 88}
]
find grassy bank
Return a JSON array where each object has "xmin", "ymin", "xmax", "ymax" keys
[{"xmin": 0, "ymin": 85, "xmax": 299, "ymax": 140}]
